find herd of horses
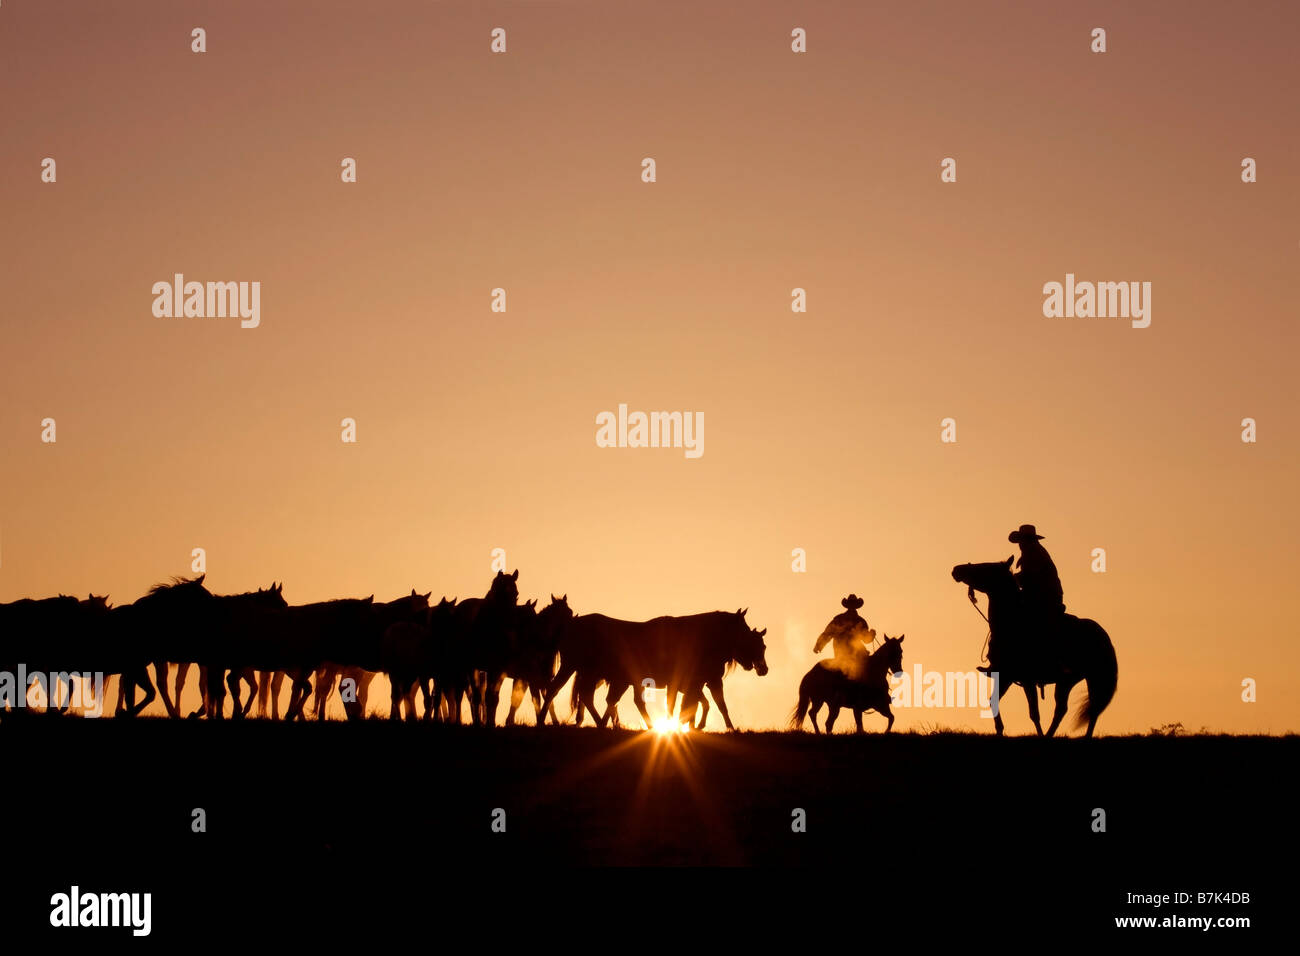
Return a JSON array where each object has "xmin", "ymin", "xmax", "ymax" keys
[
  {"xmin": 0, "ymin": 558, "xmax": 1118, "ymax": 735},
  {"xmin": 0, "ymin": 570, "xmax": 770, "ymax": 730}
]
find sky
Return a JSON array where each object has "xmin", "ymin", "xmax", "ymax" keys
[{"xmin": 1, "ymin": 0, "xmax": 1297, "ymax": 733}]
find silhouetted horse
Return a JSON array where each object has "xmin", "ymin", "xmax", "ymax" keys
[
  {"xmin": 952, "ymin": 558, "xmax": 1117, "ymax": 737},
  {"xmin": 0, "ymin": 594, "xmax": 117, "ymax": 716},
  {"xmin": 205, "ymin": 597, "xmax": 376, "ymax": 720},
  {"xmin": 111, "ymin": 576, "xmax": 218, "ymax": 716},
  {"xmin": 173, "ymin": 583, "xmax": 287, "ymax": 718},
  {"xmin": 312, "ymin": 589, "xmax": 430, "ymax": 720},
  {"xmin": 382, "ymin": 596, "xmax": 457, "ymax": 720},
  {"xmin": 446, "ymin": 570, "xmax": 519, "ymax": 725},
  {"xmin": 542, "ymin": 609, "xmax": 769, "ymax": 731},
  {"xmin": 792, "ymin": 634, "xmax": 904, "ymax": 733},
  {"xmin": 503, "ymin": 594, "xmax": 573, "ymax": 725}
]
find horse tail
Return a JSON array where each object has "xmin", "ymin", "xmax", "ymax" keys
[
  {"xmin": 790, "ymin": 672, "xmax": 811, "ymax": 728},
  {"xmin": 1073, "ymin": 623, "xmax": 1117, "ymax": 732}
]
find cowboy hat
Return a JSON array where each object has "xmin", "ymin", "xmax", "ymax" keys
[
  {"xmin": 1008, "ymin": 524, "xmax": 1045, "ymax": 543},
  {"xmin": 841, "ymin": 594, "xmax": 864, "ymax": 610}
]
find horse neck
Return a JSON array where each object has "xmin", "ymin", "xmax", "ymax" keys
[
  {"xmin": 864, "ymin": 647, "xmax": 891, "ymax": 688},
  {"xmin": 985, "ymin": 584, "xmax": 1018, "ymax": 629}
]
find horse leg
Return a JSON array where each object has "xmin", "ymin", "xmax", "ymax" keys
[
  {"xmin": 632, "ymin": 683, "xmax": 654, "ymax": 730},
  {"xmin": 1045, "ymin": 679, "xmax": 1076, "ymax": 737},
  {"xmin": 696, "ymin": 690, "xmax": 710, "ymax": 729},
  {"xmin": 153, "ymin": 660, "xmax": 180, "ymax": 718},
  {"xmin": 240, "ymin": 669, "xmax": 257, "ymax": 717},
  {"xmin": 588, "ymin": 679, "xmax": 611, "ymax": 728},
  {"xmin": 482, "ymin": 673, "xmax": 506, "ymax": 728},
  {"xmin": 677, "ymin": 690, "xmax": 698, "ymax": 729},
  {"xmin": 128, "ymin": 667, "xmax": 156, "ymax": 717},
  {"xmin": 991, "ymin": 679, "xmax": 1012, "ymax": 736},
  {"xmin": 169, "ymin": 662, "xmax": 188, "ymax": 719},
  {"xmin": 708, "ymin": 680, "xmax": 736, "ymax": 731},
  {"xmin": 256, "ymin": 670, "xmax": 271, "ymax": 717},
  {"xmin": 208, "ymin": 668, "xmax": 229, "ymax": 720},
  {"xmin": 389, "ymin": 678, "xmax": 404, "ymax": 720},
  {"xmin": 116, "ymin": 674, "xmax": 133, "ymax": 717},
  {"xmin": 354, "ymin": 669, "xmax": 376, "ymax": 720},
  {"xmin": 313, "ymin": 666, "xmax": 334, "ymax": 720},
  {"xmin": 809, "ymin": 701, "xmax": 822, "ymax": 735},
  {"xmin": 505, "ymin": 678, "xmax": 527, "ymax": 726},
  {"xmin": 270, "ymin": 671, "xmax": 285, "ymax": 719},
  {"xmin": 466, "ymin": 675, "xmax": 484, "ymax": 727},
  {"xmin": 289, "ymin": 674, "xmax": 314, "ymax": 721},
  {"xmin": 854, "ymin": 708, "xmax": 864, "ymax": 734},
  {"xmin": 197, "ymin": 665, "xmax": 212, "ymax": 717},
  {"xmin": 1025, "ymin": 683, "xmax": 1044, "ymax": 736},
  {"xmin": 226, "ymin": 671, "xmax": 243, "ymax": 719},
  {"xmin": 881, "ymin": 702, "xmax": 895, "ymax": 733},
  {"xmin": 825, "ymin": 703, "xmax": 840, "ymax": 734},
  {"xmin": 539, "ymin": 663, "xmax": 576, "ymax": 726}
]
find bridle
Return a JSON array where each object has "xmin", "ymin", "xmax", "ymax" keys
[{"xmin": 966, "ymin": 585, "xmax": 994, "ymax": 667}]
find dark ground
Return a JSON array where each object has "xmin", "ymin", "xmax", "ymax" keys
[{"xmin": 0, "ymin": 717, "xmax": 1288, "ymax": 940}]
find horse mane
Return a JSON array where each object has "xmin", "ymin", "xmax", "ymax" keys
[{"xmin": 147, "ymin": 575, "xmax": 205, "ymax": 596}]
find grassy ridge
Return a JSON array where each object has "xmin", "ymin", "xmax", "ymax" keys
[{"xmin": 0, "ymin": 718, "xmax": 1286, "ymax": 935}]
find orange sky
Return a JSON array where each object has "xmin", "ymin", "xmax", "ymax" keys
[{"xmin": 2, "ymin": 0, "xmax": 1297, "ymax": 733}]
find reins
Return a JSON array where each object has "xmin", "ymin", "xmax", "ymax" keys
[{"xmin": 967, "ymin": 586, "xmax": 992, "ymax": 665}]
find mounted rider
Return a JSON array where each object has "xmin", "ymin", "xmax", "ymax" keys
[
  {"xmin": 814, "ymin": 594, "xmax": 875, "ymax": 680},
  {"xmin": 978, "ymin": 524, "xmax": 1067, "ymax": 679}
]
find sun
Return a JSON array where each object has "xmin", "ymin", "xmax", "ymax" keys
[{"xmin": 651, "ymin": 715, "xmax": 691, "ymax": 735}]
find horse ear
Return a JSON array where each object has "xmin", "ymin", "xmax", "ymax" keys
[
  {"xmin": 561, "ymin": 593, "xmax": 567, "ymax": 601},
  {"xmin": 511, "ymin": 569, "xmax": 519, "ymax": 580},
  {"xmin": 551, "ymin": 593, "xmax": 557, "ymax": 602},
  {"xmin": 758, "ymin": 628, "xmax": 767, "ymax": 637},
  {"xmin": 898, "ymin": 634, "xmax": 905, "ymax": 642},
  {"xmin": 1006, "ymin": 555, "xmax": 1014, "ymax": 566}
]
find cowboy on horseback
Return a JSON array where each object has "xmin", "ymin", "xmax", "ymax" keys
[
  {"xmin": 978, "ymin": 524, "xmax": 1066, "ymax": 679},
  {"xmin": 814, "ymin": 594, "xmax": 875, "ymax": 679}
]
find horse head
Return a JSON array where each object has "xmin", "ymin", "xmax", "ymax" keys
[
  {"xmin": 405, "ymin": 588, "xmax": 432, "ymax": 615},
  {"xmin": 874, "ymin": 633, "xmax": 905, "ymax": 680},
  {"xmin": 143, "ymin": 574, "xmax": 215, "ymax": 609},
  {"xmin": 951, "ymin": 557, "xmax": 1015, "ymax": 598},
  {"xmin": 487, "ymin": 569, "xmax": 520, "ymax": 606},
  {"xmin": 535, "ymin": 595, "xmax": 574, "ymax": 650},
  {"xmin": 731, "ymin": 612, "xmax": 769, "ymax": 676},
  {"xmin": 255, "ymin": 582, "xmax": 289, "ymax": 609}
]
